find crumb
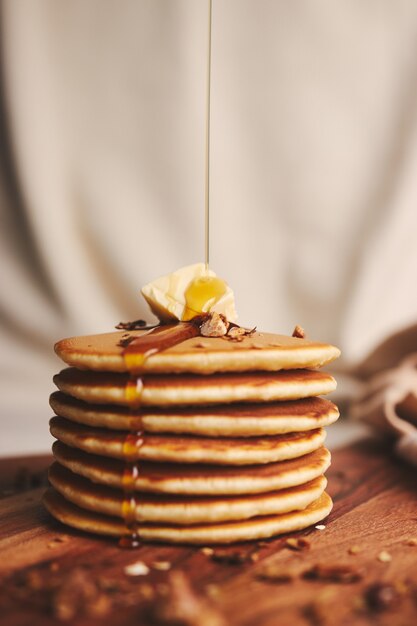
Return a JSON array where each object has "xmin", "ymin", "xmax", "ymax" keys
[
  {"xmin": 302, "ymin": 564, "xmax": 362, "ymax": 584},
  {"xmin": 194, "ymin": 341, "xmax": 211, "ymax": 349},
  {"xmin": 200, "ymin": 547, "xmax": 214, "ymax": 556},
  {"xmin": 377, "ymin": 551, "xmax": 392, "ymax": 563},
  {"xmin": 212, "ymin": 549, "xmax": 254, "ymax": 565},
  {"xmin": 315, "ymin": 525, "xmax": 326, "ymax": 531},
  {"xmin": 225, "ymin": 324, "xmax": 256, "ymax": 342},
  {"xmin": 348, "ymin": 546, "xmax": 362, "ymax": 555},
  {"xmin": 227, "ymin": 326, "xmax": 246, "ymax": 341},
  {"xmin": 292, "ymin": 325, "xmax": 305, "ymax": 339},
  {"xmin": 200, "ymin": 312, "xmax": 229, "ymax": 337},
  {"xmin": 116, "ymin": 319, "xmax": 149, "ymax": 330},
  {"xmin": 124, "ymin": 561, "xmax": 150, "ymax": 576},
  {"xmin": 256, "ymin": 563, "xmax": 294, "ymax": 584},
  {"xmin": 152, "ymin": 561, "xmax": 172, "ymax": 571},
  {"xmin": 285, "ymin": 537, "xmax": 311, "ymax": 551},
  {"xmin": 117, "ymin": 336, "xmax": 135, "ymax": 348}
]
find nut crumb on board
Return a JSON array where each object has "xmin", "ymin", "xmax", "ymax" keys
[{"xmin": 377, "ymin": 551, "xmax": 392, "ymax": 563}]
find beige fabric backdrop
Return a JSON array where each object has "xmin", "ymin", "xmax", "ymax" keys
[{"xmin": 2, "ymin": 0, "xmax": 417, "ymax": 454}]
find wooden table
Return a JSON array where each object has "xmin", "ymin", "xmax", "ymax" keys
[{"xmin": 0, "ymin": 440, "xmax": 416, "ymax": 626}]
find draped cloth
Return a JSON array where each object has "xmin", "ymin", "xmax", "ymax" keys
[
  {"xmin": 352, "ymin": 325, "xmax": 417, "ymax": 466},
  {"xmin": 1, "ymin": 0, "xmax": 417, "ymax": 456}
]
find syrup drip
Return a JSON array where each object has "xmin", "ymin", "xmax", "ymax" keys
[
  {"xmin": 120, "ymin": 323, "xmax": 201, "ymax": 548},
  {"xmin": 119, "ymin": 433, "xmax": 143, "ymax": 549},
  {"xmin": 123, "ymin": 322, "xmax": 201, "ymax": 372},
  {"xmin": 125, "ymin": 377, "xmax": 143, "ymax": 406}
]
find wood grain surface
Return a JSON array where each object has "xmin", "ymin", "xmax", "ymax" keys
[{"xmin": 0, "ymin": 440, "xmax": 416, "ymax": 626}]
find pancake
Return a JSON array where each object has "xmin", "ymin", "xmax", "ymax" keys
[
  {"xmin": 50, "ymin": 416, "xmax": 326, "ymax": 465},
  {"xmin": 55, "ymin": 330, "xmax": 340, "ymax": 375},
  {"xmin": 52, "ymin": 441, "xmax": 331, "ymax": 495},
  {"xmin": 53, "ymin": 367, "xmax": 337, "ymax": 407},
  {"xmin": 43, "ymin": 488, "xmax": 333, "ymax": 544},
  {"xmin": 50, "ymin": 391, "xmax": 339, "ymax": 436},
  {"xmin": 48, "ymin": 320, "xmax": 340, "ymax": 544},
  {"xmin": 49, "ymin": 463, "xmax": 327, "ymax": 524}
]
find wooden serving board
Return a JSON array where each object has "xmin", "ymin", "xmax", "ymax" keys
[{"xmin": 0, "ymin": 440, "xmax": 416, "ymax": 626}]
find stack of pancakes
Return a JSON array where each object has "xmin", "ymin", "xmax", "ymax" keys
[{"xmin": 44, "ymin": 328, "xmax": 340, "ymax": 544}]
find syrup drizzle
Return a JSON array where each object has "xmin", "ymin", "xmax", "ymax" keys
[
  {"xmin": 119, "ymin": 432, "xmax": 143, "ymax": 549},
  {"xmin": 119, "ymin": 323, "xmax": 201, "ymax": 548},
  {"xmin": 123, "ymin": 323, "xmax": 201, "ymax": 372}
]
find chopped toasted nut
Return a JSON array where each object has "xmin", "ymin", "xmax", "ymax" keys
[
  {"xmin": 285, "ymin": 537, "xmax": 311, "ymax": 551},
  {"xmin": 227, "ymin": 326, "xmax": 246, "ymax": 341},
  {"xmin": 348, "ymin": 545, "xmax": 362, "ymax": 555},
  {"xmin": 292, "ymin": 325, "xmax": 305, "ymax": 338},
  {"xmin": 124, "ymin": 561, "xmax": 150, "ymax": 576},
  {"xmin": 315, "ymin": 525, "xmax": 326, "ymax": 531},
  {"xmin": 201, "ymin": 547, "xmax": 214, "ymax": 556},
  {"xmin": 212, "ymin": 549, "xmax": 255, "ymax": 565},
  {"xmin": 377, "ymin": 551, "xmax": 392, "ymax": 563},
  {"xmin": 117, "ymin": 336, "xmax": 135, "ymax": 348},
  {"xmin": 212, "ymin": 550, "xmax": 245, "ymax": 565},
  {"xmin": 256, "ymin": 563, "xmax": 294, "ymax": 583},
  {"xmin": 225, "ymin": 324, "xmax": 256, "ymax": 342},
  {"xmin": 302, "ymin": 564, "xmax": 362, "ymax": 583},
  {"xmin": 116, "ymin": 319, "xmax": 149, "ymax": 330},
  {"xmin": 152, "ymin": 561, "xmax": 172, "ymax": 571},
  {"xmin": 200, "ymin": 312, "xmax": 229, "ymax": 337}
]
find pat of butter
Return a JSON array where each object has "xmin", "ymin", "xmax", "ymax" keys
[{"xmin": 141, "ymin": 263, "xmax": 237, "ymax": 323}]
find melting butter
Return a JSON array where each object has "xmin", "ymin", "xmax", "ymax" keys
[
  {"xmin": 183, "ymin": 275, "xmax": 227, "ymax": 320},
  {"xmin": 141, "ymin": 263, "xmax": 237, "ymax": 323}
]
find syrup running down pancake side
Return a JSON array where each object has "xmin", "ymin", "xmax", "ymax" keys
[{"xmin": 120, "ymin": 322, "xmax": 202, "ymax": 547}]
